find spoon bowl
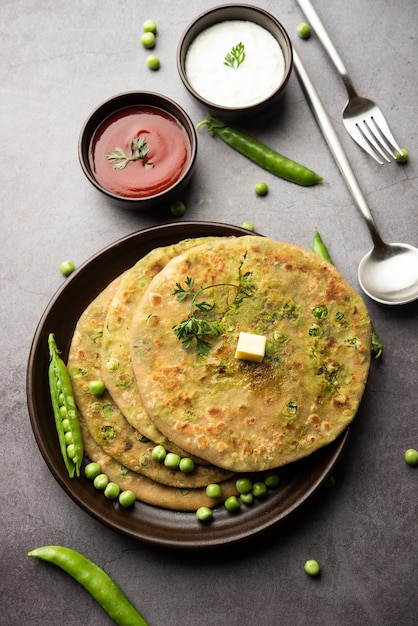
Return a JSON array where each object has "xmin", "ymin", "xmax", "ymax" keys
[{"xmin": 358, "ymin": 243, "xmax": 418, "ymax": 305}]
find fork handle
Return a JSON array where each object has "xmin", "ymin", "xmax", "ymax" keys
[{"xmin": 296, "ymin": 0, "xmax": 357, "ymax": 96}]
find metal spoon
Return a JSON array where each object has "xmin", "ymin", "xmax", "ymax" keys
[{"xmin": 293, "ymin": 49, "xmax": 418, "ymax": 305}]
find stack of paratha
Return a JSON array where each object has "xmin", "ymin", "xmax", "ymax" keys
[{"xmin": 68, "ymin": 235, "xmax": 372, "ymax": 511}]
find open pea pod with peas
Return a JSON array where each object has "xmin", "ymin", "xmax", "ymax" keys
[{"xmin": 48, "ymin": 333, "xmax": 84, "ymax": 477}]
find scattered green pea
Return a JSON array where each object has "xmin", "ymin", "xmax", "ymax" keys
[
  {"xmin": 206, "ymin": 483, "xmax": 222, "ymax": 499},
  {"xmin": 224, "ymin": 495, "xmax": 240, "ymax": 512},
  {"xmin": 143, "ymin": 19, "xmax": 157, "ymax": 33},
  {"xmin": 304, "ymin": 559, "xmax": 320, "ymax": 576},
  {"xmin": 240, "ymin": 492, "xmax": 254, "ymax": 505},
  {"xmin": 196, "ymin": 506, "xmax": 213, "ymax": 521},
  {"xmin": 395, "ymin": 148, "xmax": 408, "ymax": 163},
  {"xmin": 104, "ymin": 482, "xmax": 121, "ymax": 500},
  {"xmin": 254, "ymin": 181, "xmax": 268, "ymax": 196},
  {"xmin": 151, "ymin": 444, "xmax": 167, "ymax": 462},
  {"xmin": 59, "ymin": 260, "xmax": 75, "ymax": 276},
  {"xmin": 164, "ymin": 452, "xmax": 181, "ymax": 469},
  {"xmin": 404, "ymin": 448, "xmax": 418, "ymax": 466},
  {"xmin": 84, "ymin": 462, "xmax": 101, "ymax": 480},
  {"xmin": 252, "ymin": 482, "xmax": 267, "ymax": 498},
  {"xmin": 170, "ymin": 201, "xmax": 186, "ymax": 217},
  {"xmin": 236, "ymin": 477, "xmax": 252, "ymax": 494},
  {"xmin": 241, "ymin": 221, "xmax": 254, "ymax": 231},
  {"xmin": 93, "ymin": 473, "xmax": 109, "ymax": 491},
  {"xmin": 264, "ymin": 472, "xmax": 280, "ymax": 488},
  {"xmin": 297, "ymin": 22, "xmax": 311, "ymax": 39},
  {"xmin": 146, "ymin": 54, "xmax": 160, "ymax": 70},
  {"xmin": 141, "ymin": 31, "xmax": 155, "ymax": 49},
  {"xmin": 88, "ymin": 380, "xmax": 106, "ymax": 396},
  {"xmin": 179, "ymin": 457, "xmax": 195, "ymax": 473},
  {"xmin": 119, "ymin": 490, "xmax": 136, "ymax": 508}
]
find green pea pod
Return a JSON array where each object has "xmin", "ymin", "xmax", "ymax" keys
[
  {"xmin": 48, "ymin": 333, "xmax": 84, "ymax": 476},
  {"xmin": 28, "ymin": 546, "xmax": 149, "ymax": 626},
  {"xmin": 311, "ymin": 231, "xmax": 383, "ymax": 359},
  {"xmin": 197, "ymin": 118, "xmax": 322, "ymax": 186}
]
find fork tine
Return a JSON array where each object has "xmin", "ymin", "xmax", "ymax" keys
[
  {"xmin": 357, "ymin": 120, "xmax": 392, "ymax": 163},
  {"xmin": 369, "ymin": 109, "xmax": 404, "ymax": 156},
  {"xmin": 342, "ymin": 119, "xmax": 386, "ymax": 165}
]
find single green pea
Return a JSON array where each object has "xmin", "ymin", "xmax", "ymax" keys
[
  {"xmin": 206, "ymin": 483, "xmax": 222, "ymax": 499},
  {"xmin": 88, "ymin": 380, "xmax": 106, "ymax": 396},
  {"xmin": 170, "ymin": 201, "xmax": 186, "ymax": 217},
  {"xmin": 164, "ymin": 452, "xmax": 181, "ymax": 469},
  {"xmin": 179, "ymin": 457, "xmax": 195, "ymax": 473},
  {"xmin": 61, "ymin": 418, "xmax": 70, "ymax": 432},
  {"xmin": 297, "ymin": 22, "xmax": 311, "ymax": 39},
  {"xmin": 104, "ymin": 482, "xmax": 121, "ymax": 500},
  {"xmin": 252, "ymin": 482, "xmax": 267, "ymax": 498},
  {"xmin": 196, "ymin": 506, "xmax": 213, "ymax": 521},
  {"xmin": 241, "ymin": 221, "xmax": 254, "ymax": 231},
  {"xmin": 151, "ymin": 444, "xmax": 167, "ymax": 462},
  {"xmin": 224, "ymin": 495, "xmax": 240, "ymax": 512},
  {"xmin": 404, "ymin": 448, "xmax": 418, "ymax": 466},
  {"xmin": 60, "ymin": 260, "xmax": 75, "ymax": 277},
  {"xmin": 254, "ymin": 181, "xmax": 268, "ymax": 196},
  {"xmin": 236, "ymin": 477, "xmax": 252, "ymax": 494},
  {"xmin": 93, "ymin": 473, "xmax": 109, "ymax": 491},
  {"xmin": 119, "ymin": 490, "xmax": 136, "ymax": 508},
  {"xmin": 84, "ymin": 462, "xmax": 101, "ymax": 480},
  {"xmin": 304, "ymin": 559, "xmax": 320, "ymax": 576},
  {"xmin": 240, "ymin": 492, "xmax": 254, "ymax": 505},
  {"xmin": 141, "ymin": 32, "xmax": 155, "ymax": 49},
  {"xmin": 143, "ymin": 19, "xmax": 157, "ymax": 33},
  {"xmin": 64, "ymin": 431, "xmax": 73, "ymax": 445},
  {"xmin": 66, "ymin": 444, "xmax": 76, "ymax": 461},
  {"xmin": 264, "ymin": 472, "xmax": 280, "ymax": 489},
  {"xmin": 395, "ymin": 148, "xmax": 408, "ymax": 163},
  {"xmin": 146, "ymin": 54, "xmax": 160, "ymax": 70}
]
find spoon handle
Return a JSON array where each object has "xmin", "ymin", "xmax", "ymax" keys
[
  {"xmin": 296, "ymin": 0, "xmax": 356, "ymax": 95},
  {"xmin": 292, "ymin": 48, "xmax": 384, "ymax": 248}
]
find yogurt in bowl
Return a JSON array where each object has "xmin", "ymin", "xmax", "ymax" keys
[
  {"xmin": 177, "ymin": 4, "xmax": 293, "ymax": 119},
  {"xmin": 185, "ymin": 20, "xmax": 286, "ymax": 108}
]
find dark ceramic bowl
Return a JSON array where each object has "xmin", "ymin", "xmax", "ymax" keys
[
  {"xmin": 78, "ymin": 91, "xmax": 197, "ymax": 211},
  {"xmin": 177, "ymin": 4, "xmax": 293, "ymax": 120}
]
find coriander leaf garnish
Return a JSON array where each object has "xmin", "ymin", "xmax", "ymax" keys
[
  {"xmin": 224, "ymin": 42, "xmax": 246, "ymax": 69},
  {"xmin": 172, "ymin": 275, "xmax": 251, "ymax": 355},
  {"xmin": 106, "ymin": 137, "xmax": 154, "ymax": 170}
]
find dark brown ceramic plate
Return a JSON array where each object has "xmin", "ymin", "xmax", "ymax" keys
[{"xmin": 26, "ymin": 221, "xmax": 349, "ymax": 549}]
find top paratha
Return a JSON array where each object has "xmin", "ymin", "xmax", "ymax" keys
[{"xmin": 130, "ymin": 235, "xmax": 371, "ymax": 473}]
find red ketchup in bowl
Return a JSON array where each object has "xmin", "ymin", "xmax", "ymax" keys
[{"xmin": 89, "ymin": 106, "xmax": 191, "ymax": 198}]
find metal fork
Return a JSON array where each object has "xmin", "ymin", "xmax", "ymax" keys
[{"xmin": 296, "ymin": 0, "xmax": 403, "ymax": 165}]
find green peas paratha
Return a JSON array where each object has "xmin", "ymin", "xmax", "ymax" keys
[
  {"xmin": 80, "ymin": 411, "xmax": 238, "ymax": 511},
  {"xmin": 130, "ymin": 235, "xmax": 372, "ymax": 473},
  {"xmin": 68, "ymin": 275, "xmax": 233, "ymax": 489}
]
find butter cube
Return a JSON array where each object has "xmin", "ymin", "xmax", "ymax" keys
[{"xmin": 234, "ymin": 331, "xmax": 266, "ymax": 362}]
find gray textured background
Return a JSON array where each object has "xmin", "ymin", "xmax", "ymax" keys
[{"xmin": 1, "ymin": 1, "xmax": 417, "ymax": 624}]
